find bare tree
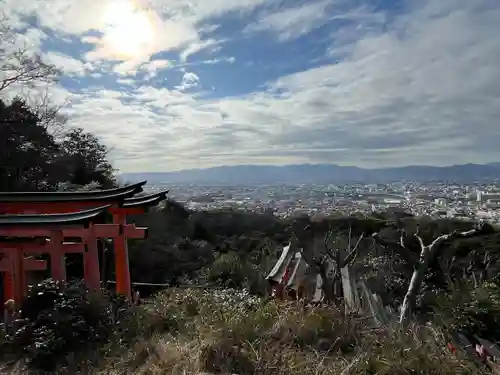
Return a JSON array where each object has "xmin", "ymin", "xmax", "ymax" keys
[
  {"xmin": 26, "ymin": 89, "xmax": 68, "ymax": 138},
  {"xmin": 372, "ymin": 221, "xmax": 486, "ymax": 324},
  {"xmin": 322, "ymin": 226, "xmax": 364, "ymax": 303},
  {"xmin": 297, "ymin": 222, "xmax": 364, "ymax": 304},
  {"xmin": 464, "ymin": 249, "xmax": 493, "ymax": 287},
  {"xmin": 0, "ymin": 18, "xmax": 59, "ymax": 93}
]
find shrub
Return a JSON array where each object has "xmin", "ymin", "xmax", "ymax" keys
[
  {"xmin": 12, "ymin": 279, "xmax": 131, "ymax": 372},
  {"xmin": 351, "ymin": 325, "xmax": 477, "ymax": 375},
  {"xmin": 97, "ymin": 288, "xmax": 479, "ymax": 375},
  {"xmin": 433, "ymin": 281, "xmax": 500, "ymax": 342},
  {"xmin": 199, "ymin": 250, "xmax": 273, "ymax": 296},
  {"xmin": 205, "ymin": 252, "xmax": 247, "ymax": 288}
]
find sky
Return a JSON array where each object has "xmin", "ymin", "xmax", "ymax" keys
[{"xmin": 1, "ymin": 0, "xmax": 500, "ymax": 172}]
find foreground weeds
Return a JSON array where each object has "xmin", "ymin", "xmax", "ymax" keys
[{"xmin": 97, "ymin": 288, "xmax": 479, "ymax": 375}]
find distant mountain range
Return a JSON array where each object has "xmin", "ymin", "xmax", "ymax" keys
[{"xmin": 119, "ymin": 163, "xmax": 500, "ymax": 185}]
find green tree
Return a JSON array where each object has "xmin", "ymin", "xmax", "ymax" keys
[
  {"xmin": 0, "ymin": 99, "xmax": 116, "ymax": 192},
  {"xmin": 58, "ymin": 128, "xmax": 116, "ymax": 188},
  {"xmin": 0, "ymin": 97, "xmax": 61, "ymax": 191}
]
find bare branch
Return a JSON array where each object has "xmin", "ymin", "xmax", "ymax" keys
[
  {"xmin": 324, "ymin": 230, "xmax": 334, "ymax": 250},
  {"xmin": 454, "ymin": 222, "xmax": 485, "ymax": 237},
  {"xmin": 413, "ymin": 226, "xmax": 425, "ymax": 250},
  {"xmin": 484, "ymin": 251, "xmax": 492, "ymax": 267},
  {"xmin": 428, "ymin": 223, "xmax": 484, "ymax": 251},
  {"xmin": 352, "ymin": 233, "xmax": 364, "ymax": 252},
  {"xmin": 25, "ymin": 89, "xmax": 68, "ymax": 137},
  {"xmin": 343, "ymin": 233, "xmax": 364, "ymax": 266},
  {"xmin": 372, "ymin": 232, "xmax": 419, "ymax": 264},
  {"xmin": 0, "ymin": 20, "xmax": 59, "ymax": 92},
  {"xmin": 427, "ymin": 233, "xmax": 453, "ymax": 251},
  {"xmin": 399, "ymin": 228, "xmax": 407, "ymax": 248},
  {"xmin": 347, "ymin": 224, "xmax": 352, "ymax": 251}
]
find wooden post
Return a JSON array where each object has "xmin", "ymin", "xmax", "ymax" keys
[
  {"xmin": 50, "ymin": 230, "xmax": 66, "ymax": 282},
  {"xmin": 1, "ymin": 256, "xmax": 47, "ymax": 302},
  {"xmin": 113, "ymin": 214, "xmax": 131, "ymax": 299},
  {"xmin": 2, "ymin": 254, "xmax": 14, "ymax": 302},
  {"xmin": 84, "ymin": 228, "xmax": 101, "ymax": 291},
  {"xmin": 11, "ymin": 247, "xmax": 25, "ymax": 304},
  {"xmin": 21, "ymin": 247, "xmax": 28, "ymax": 296}
]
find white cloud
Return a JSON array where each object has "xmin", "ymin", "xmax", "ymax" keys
[
  {"xmin": 244, "ymin": 0, "xmax": 332, "ymax": 41},
  {"xmin": 189, "ymin": 0, "xmax": 500, "ymax": 169},
  {"xmin": 140, "ymin": 59, "xmax": 172, "ymax": 79},
  {"xmin": 116, "ymin": 78, "xmax": 135, "ymax": 85},
  {"xmin": 148, "ymin": 0, "xmax": 271, "ymax": 22},
  {"xmin": 175, "ymin": 72, "xmax": 200, "ymax": 91},
  {"xmin": 2, "ymin": 0, "xmax": 500, "ymax": 172},
  {"xmin": 44, "ymin": 52, "xmax": 89, "ymax": 75},
  {"xmin": 180, "ymin": 38, "xmax": 224, "ymax": 62},
  {"xmin": 4, "ymin": 0, "xmax": 271, "ymax": 72},
  {"xmin": 234, "ymin": 0, "xmax": 500, "ymax": 166},
  {"xmin": 0, "ymin": 23, "xmax": 46, "ymax": 58},
  {"xmin": 111, "ymin": 58, "xmax": 149, "ymax": 76},
  {"xmin": 177, "ymin": 56, "xmax": 236, "ymax": 68}
]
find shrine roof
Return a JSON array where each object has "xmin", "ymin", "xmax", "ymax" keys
[
  {"xmin": 0, "ymin": 205, "xmax": 110, "ymax": 226},
  {"xmin": 0, "ymin": 181, "xmax": 146, "ymax": 203},
  {"xmin": 123, "ymin": 190, "xmax": 169, "ymax": 208}
]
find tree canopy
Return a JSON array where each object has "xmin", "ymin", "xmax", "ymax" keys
[{"xmin": 0, "ymin": 96, "xmax": 115, "ymax": 191}]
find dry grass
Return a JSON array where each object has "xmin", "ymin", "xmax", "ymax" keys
[
  {"xmin": 92, "ymin": 288, "xmax": 480, "ymax": 375},
  {"xmin": 1, "ymin": 287, "xmax": 483, "ymax": 374}
]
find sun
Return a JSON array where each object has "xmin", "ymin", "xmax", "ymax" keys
[{"xmin": 101, "ymin": 1, "xmax": 156, "ymax": 59}]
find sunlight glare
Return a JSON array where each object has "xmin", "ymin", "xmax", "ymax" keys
[{"xmin": 101, "ymin": 1, "xmax": 156, "ymax": 59}]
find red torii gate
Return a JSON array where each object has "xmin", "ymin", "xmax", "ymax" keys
[
  {"xmin": 0, "ymin": 257, "xmax": 46, "ymax": 299},
  {"xmin": 0, "ymin": 206, "xmax": 109, "ymax": 302},
  {"xmin": 0, "ymin": 183, "xmax": 168, "ymax": 302},
  {"xmin": 110, "ymin": 190, "xmax": 169, "ymax": 297}
]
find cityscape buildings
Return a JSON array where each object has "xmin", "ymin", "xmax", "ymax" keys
[{"xmin": 144, "ymin": 181, "xmax": 500, "ymax": 223}]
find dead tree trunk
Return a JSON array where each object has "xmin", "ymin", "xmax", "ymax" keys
[
  {"xmin": 323, "ymin": 225, "xmax": 364, "ymax": 304},
  {"xmin": 373, "ymin": 222, "xmax": 485, "ymax": 324},
  {"xmin": 298, "ymin": 224, "xmax": 364, "ymax": 304}
]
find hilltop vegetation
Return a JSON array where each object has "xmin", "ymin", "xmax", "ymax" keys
[
  {"xmin": 128, "ymin": 206, "xmax": 500, "ymax": 307},
  {"xmin": 95, "ymin": 288, "xmax": 480, "ymax": 375},
  {"xmin": 2, "ymin": 280, "xmax": 496, "ymax": 374}
]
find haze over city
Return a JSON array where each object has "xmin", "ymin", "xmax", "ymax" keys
[{"xmin": 2, "ymin": 0, "xmax": 500, "ymax": 173}]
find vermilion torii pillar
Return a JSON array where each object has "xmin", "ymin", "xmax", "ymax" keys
[
  {"xmin": 1, "ymin": 243, "xmax": 55, "ymax": 303},
  {"xmin": 109, "ymin": 191, "xmax": 167, "ymax": 298},
  {"xmin": 0, "ymin": 256, "xmax": 46, "ymax": 301},
  {"xmin": 112, "ymin": 212, "xmax": 131, "ymax": 298},
  {"xmin": 84, "ymin": 231, "xmax": 100, "ymax": 291},
  {"xmin": 0, "ymin": 183, "xmax": 167, "ymax": 302},
  {"xmin": 50, "ymin": 230, "xmax": 65, "ymax": 282}
]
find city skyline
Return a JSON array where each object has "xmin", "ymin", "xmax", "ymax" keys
[{"xmin": 150, "ymin": 180, "xmax": 500, "ymax": 225}]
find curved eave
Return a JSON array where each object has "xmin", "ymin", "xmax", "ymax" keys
[
  {"xmin": 123, "ymin": 191, "xmax": 168, "ymax": 208},
  {"xmin": 0, "ymin": 205, "xmax": 111, "ymax": 226},
  {"xmin": 0, "ymin": 181, "xmax": 146, "ymax": 203}
]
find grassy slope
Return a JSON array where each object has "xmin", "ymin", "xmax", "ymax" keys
[
  {"xmin": 96, "ymin": 289, "xmax": 479, "ymax": 375},
  {"xmin": 4, "ymin": 210, "xmax": 500, "ymax": 374}
]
